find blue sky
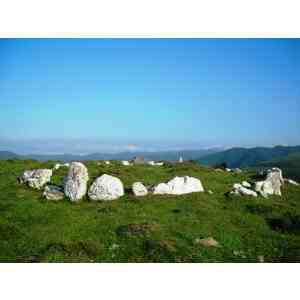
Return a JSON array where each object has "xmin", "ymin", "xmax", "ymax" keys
[{"xmin": 0, "ymin": 38, "xmax": 299, "ymax": 154}]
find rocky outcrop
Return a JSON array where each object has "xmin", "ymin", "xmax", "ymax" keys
[
  {"xmin": 242, "ymin": 181, "xmax": 251, "ymax": 188},
  {"xmin": 43, "ymin": 185, "xmax": 64, "ymax": 200},
  {"xmin": 88, "ymin": 174, "xmax": 124, "ymax": 201},
  {"xmin": 153, "ymin": 176, "xmax": 204, "ymax": 195},
  {"xmin": 19, "ymin": 169, "xmax": 52, "ymax": 190},
  {"xmin": 121, "ymin": 161, "xmax": 130, "ymax": 166},
  {"xmin": 132, "ymin": 182, "xmax": 148, "ymax": 196},
  {"xmin": 64, "ymin": 162, "xmax": 89, "ymax": 202}
]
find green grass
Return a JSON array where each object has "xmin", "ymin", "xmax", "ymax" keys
[{"xmin": 1, "ymin": 159, "xmax": 300, "ymax": 262}]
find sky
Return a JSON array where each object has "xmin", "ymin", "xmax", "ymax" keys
[{"xmin": 0, "ymin": 38, "xmax": 299, "ymax": 154}]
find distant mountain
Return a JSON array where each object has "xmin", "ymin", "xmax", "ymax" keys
[
  {"xmin": 0, "ymin": 151, "xmax": 20, "ymax": 160},
  {"xmin": 0, "ymin": 148, "xmax": 221, "ymax": 162},
  {"xmin": 198, "ymin": 145, "xmax": 300, "ymax": 168},
  {"xmin": 255, "ymin": 152, "xmax": 300, "ymax": 181}
]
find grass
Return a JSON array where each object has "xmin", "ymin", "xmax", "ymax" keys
[{"xmin": 0, "ymin": 159, "xmax": 300, "ymax": 262}]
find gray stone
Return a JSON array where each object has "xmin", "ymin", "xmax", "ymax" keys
[
  {"xmin": 19, "ymin": 169, "xmax": 52, "ymax": 190},
  {"xmin": 43, "ymin": 185, "xmax": 64, "ymax": 201},
  {"xmin": 88, "ymin": 174, "xmax": 124, "ymax": 201},
  {"xmin": 132, "ymin": 182, "xmax": 148, "ymax": 196},
  {"xmin": 64, "ymin": 162, "xmax": 89, "ymax": 202}
]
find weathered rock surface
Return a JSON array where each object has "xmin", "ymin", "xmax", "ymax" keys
[
  {"xmin": 255, "ymin": 168, "xmax": 284, "ymax": 197},
  {"xmin": 122, "ymin": 160, "xmax": 130, "ymax": 166},
  {"xmin": 132, "ymin": 182, "xmax": 148, "ymax": 196},
  {"xmin": 64, "ymin": 162, "xmax": 89, "ymax": 202},
  {"xmin": 43, "ymin": 185, "xmax": 64, "ymax": 200},
  {"xmin": 88, "ymin": 174, "xmax": 124, "ymax": 201},
  {"xmin": 19, "ymin": 169, "xmax": 52, "ymax": 190},
  {"xmin": 153, "ymin": 176, "xmax": 204, "ymax": 195},
  {"xmin": 242, "ymin": 181, "xmax": 251, "ymax": 188},
  {"xmin": 231, "ymin": 183, "xmax": 257, "ymax": 197},
  {"xmin": 234, "ymin": 168, "xmax": 242, "ymax": 173}
]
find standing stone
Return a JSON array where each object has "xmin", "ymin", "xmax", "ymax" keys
[
  {"xmin": 132, "ymin": 182, "xmax": 148, "ymax": 196},
  {"xmin": 64, "ymin": 162, "xmax": 89, "ymax": 202},
  {"xmin": 266, "ymin": 168, "xmax": 284, "ymax": 195},
  {"xmin": 19, "ymin": 169, "xmax": 52, "ymax": 190},
  {"xmin": 88, "ymin": 174, "xmax": 124, "ymax": 201}
]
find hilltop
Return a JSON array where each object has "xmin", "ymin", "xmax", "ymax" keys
[{"xmin": 0, "ymin": 159, "xmax": 300, "ymax": 262}]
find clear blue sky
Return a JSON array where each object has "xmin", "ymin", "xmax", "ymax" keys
[{"xmin": 0, "ymin": 38, "xmax": 299, "ymax": 154}]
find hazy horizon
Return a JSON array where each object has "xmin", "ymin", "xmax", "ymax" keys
[{"xmin": 1, "ymin": 39, "xmax": 300, "ymax": 154}]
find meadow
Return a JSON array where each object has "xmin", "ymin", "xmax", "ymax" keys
[{"xmin": 0, "ymin": 159, "xmax": 300, "ymax": 262}]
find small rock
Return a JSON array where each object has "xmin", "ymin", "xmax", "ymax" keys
[
  {"xmin": 132, "ymin": 182, "xmax": 148, "ymax": 196},
  {"xmin": 234, "ymin": 168, "xmax": 242, "ymax": 173},
  {"xmin": 43, "ymin": 185, "xmax": 64, "ymax": 201},
  {"xmin": 194, "ymin": 237, "xmax": 220, "ymax": 247},
  {"xmin": 242, "ymin": 181, "xmax": 251, "ymax": 188},
  {"xmin": 258, "ymin": 255, "xmax": 264, "ymax": 263},
  {"xmin": 121, "ymin": 160, "xmax": 130, "ymax": 166},
  {"xmin": 207, "ymin": 190, "xmax": 213, "ymax": 194}
]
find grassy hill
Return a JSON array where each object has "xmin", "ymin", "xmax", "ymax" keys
[
  {"xmin": 1, "ymin": 159, "xmax": 300, "ymax": 262},
  {"xmin": 255, "ymin": 152, "xmax": 300, "ymax": 181},
  {"xmin": 198, "ymin": 145, "xmax": 300, "ymax": 168}
]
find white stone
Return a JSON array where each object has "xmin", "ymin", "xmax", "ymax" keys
[
  {"xmin": 242, "ymin": 181, "xmax": 251, "ymax": 188},
  {"xmin": 43, "ymin": 185, "xmax": 64, "ymax": 200},
  {"xmin": 232, "ymin": 182, "xmax": 257, "ymax": 197},
  {"xmin": 132, "ymin": 182, "xmax": 148, "ymax": 196},
  {"xmin": 19, "ymin": 169, "xmax": 52, "ymax": 190},
  {"xmin": 53, "ymin": 163, "xmax": 61, "ymax": 170},
  {"xmin": 155, "ymin": 162, "xmax": 164, "ymax": 166},
  {"xmin": 153, "ymin": 183, "xmax": 171, "ymax": 195},
  {"xmin": 226, "ymin": 168, "xmax": 232, "ymax": 172},
  {"xmin": 88, "ymin": 174, "xmax": 124, "ymax": 201},
  {"xmin": 148, "ymin": 161, "xmax": 155, "ymax": 166},
  {"xmin": 254, "ymin": 168, "xmax": 284, "ymax": 197},
  {"xmin": 121, "ymin": 160, "xmax": 130, "ymax": 166},
  {"xmin": 63, "ymin": 163, "xmax": 70, "ymax": 167},
  {"xmin": 105, "ymin": 161, "xmax": 110, "ymax": 165},
  {"xmin": 153, "ymin": 176, "xmax": 204, "ymax": 195},
  {"xmin": 64, "ymin": 162, "xmax": 89, "ymax": 202},
  {"xmin": 284, "ymin": 179, "xmax": 299, "ymax": 186}
]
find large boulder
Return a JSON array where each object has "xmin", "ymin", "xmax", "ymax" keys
[
  {"xmin": 153, "ymin": 176, "xmax": 204, "ymax": 195},
  {"xmin": 19, "ymin": 169, "xmax": 52, "ymax": 190},
  {"xmin": 88, "ymin": 174, "xmax": 124, "ymax": 201},
  {"xmin": 43, "ymin": 185, "xmax": 64, "ymax": 201},
  {"xmin": 255, "ymin": 168, "xmax": 284, "ymax": 197},
  {"xmin": 64, "ymin": 162, "xmax": 89, "ymax": 202},
  {"xmin": 167, "ymin": 176, "xmax": 204, "ymax": 195},
  {"xmin": 132, "ymin": 182, "xmax": 148, "ymax": 196}
]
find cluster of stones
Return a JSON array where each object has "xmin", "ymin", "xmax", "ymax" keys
[
  {"xmin": 230, "ymin": 167, "xmax": 297, "ymax": 198},
  {"xmin": 19, "ymin": 162, "xmax": 204, "ymax": 202}
]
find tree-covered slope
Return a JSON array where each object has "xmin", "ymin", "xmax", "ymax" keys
[
  {"xmin": 255, "ymin": 152, "xmax": 300, "ymax": 181},
  {"xmin": 198, "ymin": 145, "xmax": 300, "ymax": 168}
]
